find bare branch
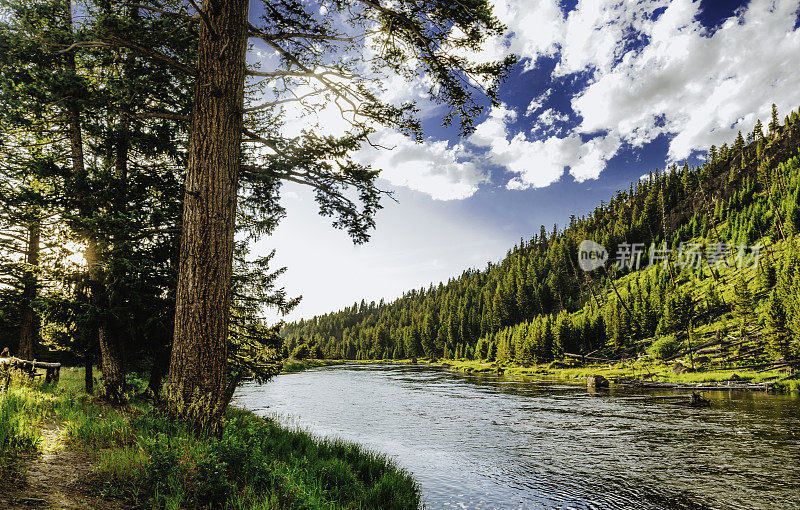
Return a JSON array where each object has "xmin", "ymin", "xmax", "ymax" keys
[
  {"xmin": 244, "ymin": 89, "xmax": 324, "ymax": 112},
  {"xmin": 132, "ymin": 111, "xmax": 191, "ymax": 122}
]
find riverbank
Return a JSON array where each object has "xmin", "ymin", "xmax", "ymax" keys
[
  {"xmin": 290, "ymin": 357, "xmax": 800, "ymax": 391},
  {"xmin": 0, "ymin": 368, "xmax": 420, "ymax": 509},
  {"xmin": 281, "ymin": 358, "xmax": 348, "ymax": 373},
  {"xmin": 438, "ymin": 359, "xmax": 800, "ymax": 391}
]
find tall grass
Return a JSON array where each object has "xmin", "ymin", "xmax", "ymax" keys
[
  {"xmin": 0, "ymin": 390, "xmax": 42, "ymax": 459},
  {"xmin": 1, "ymin": 368, "xmax": 421, "ymax": 509}
]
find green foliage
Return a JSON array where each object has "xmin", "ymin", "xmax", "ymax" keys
[
  {"xmin": 3, "ymin": 369, "xmax": 421, "ymax": 509},
  {"xmin": 647, "ymin": 335, "xmax": 681, "ymax": 360},
  {"xmin": 283, "ymin": 107, "xmax": 800, "ymax": 367},
  {"xmin": 291, "ymin": 343, "xmax": 310, "ymax": 360},
  {"xmin": 0, "ymin": 391, "xmax": 42, "ymax": 461},
  {"xmin": 733, "ymin": 272, "xmax": 755, "ymax": 335},
  {"xmin": 658, "ymin": 289, "xmax": 694, "ymax": 335}
]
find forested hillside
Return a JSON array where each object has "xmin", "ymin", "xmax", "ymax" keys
[{"xmin": 282, "ymin": 106, "xmax": 800, "ymax": 365}]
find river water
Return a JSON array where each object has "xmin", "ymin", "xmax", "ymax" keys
[{"xmin": 233, "ymin": 364, "xmax": 800, "ymax": 509}]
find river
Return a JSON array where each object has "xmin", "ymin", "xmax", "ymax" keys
[{"xmin": 232, "ymin": 364, "xmax": 800, "ymax": 509}]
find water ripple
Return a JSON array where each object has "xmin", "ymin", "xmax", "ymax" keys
[{"xmin": 233, "ymin": 364, "xmax": 800, "ymax": 510}]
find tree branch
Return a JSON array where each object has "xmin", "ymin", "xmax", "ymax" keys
[{"xmin": 59, "ymin": 38, "xmax": 196, "ymax": 77}]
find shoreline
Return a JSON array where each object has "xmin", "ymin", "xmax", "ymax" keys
[
  {"xmin": 283, "ymin": 357, "xmax": 800, "ymax": 392},
  {"xmin": 1, "ymin": 368, "xmax": 421, "ymax": 509}
]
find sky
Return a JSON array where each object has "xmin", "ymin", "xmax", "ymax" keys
[{"xmin": 252, "ymin": 0, "xmax": 800, "ymax": 322}]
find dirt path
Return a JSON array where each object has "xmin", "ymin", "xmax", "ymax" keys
[{"xmin": 1, "ymin": 423, "xmax": 136, "ymax": 510}]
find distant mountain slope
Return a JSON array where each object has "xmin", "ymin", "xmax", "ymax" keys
[{"xmin": 282, "ymin": 105, "xmax": 800, "ymax": 365}]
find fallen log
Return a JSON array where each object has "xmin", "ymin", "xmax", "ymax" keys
[
  {"xmin": 0, "ymin": 357, "xmax": 61, "ymax": 369},
  {"xmin": 0, "ymin": 356, "xmax": 61, "ymax": 384},
  {"xmin": 617, "ymin": 392, "xmax": 711, "ymax": 407},
  {"xmin": 611, "ymin": 378, "xmax": 773, "ymax": 391},
  {"xmin": 563, "ymin": 352, "xmax": 613, "ymax": 362},
  {"xmin": 619, "ymin": 394, "xmax": 700, "ymax": 401},
  {"xmin": 664, "ymin": 337, "xmax": 731, "ymax": 362},
  {"xmin": 712, "ymin": 360, "xmax": 797, "ymax": 371},
  {"xmin": 720, "ymin": 346, "xmax": 764, "ymax": 363},
  {"xmin": 754, "ymin": 360, "xmax": 800, "ymax": 372},
  {"xmin": 702, "ymin": 338, "xmax": 754, "ymax": 358},
  {"xmin": 779, "ymin": 370, "xmax": 800, "ymax": 382}
]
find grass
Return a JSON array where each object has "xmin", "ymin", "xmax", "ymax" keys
[
  {"xmin": 274, "ymin": 355, "xmax": 799, "ymax": 392},
  {"xmin": 0, "ymin": 367, "xmax": 421, "ymax": 509},
  {"xmin": 429, "ymin": 358, "xmax": 799, "ymax": 390},
  {"xmin": 281, "ymin": 358, "xmax": 347, "ymax": 374}
]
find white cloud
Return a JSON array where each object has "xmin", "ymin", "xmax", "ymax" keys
[
  {"xmin": 251, "ymin": 0, "xmax": 800, "ymax": 199},
  {"xmin": 472, "ymin": 0, "xmax": 800, "ymax": 187},
  {"xmin": 525, "ymin": 90, "xmax": 551, "ymax": 116},
  {"xmin": 554, "ymin": 0, "xmax": 670, "ymax": 77},
  {"xmin": 470, "ymin": 105, "xmax": 618, "ymax": 188},
  {"xmin": 533, "ymin": 108, "xmax": 570, "ymax": 135},
  {"xmin": 355, "ymin": 129, "xmax": 487, "ymax": 201},
  {"xmin": 570, "ymin": 0, "xmax": 800, "ymax": 162},
  {"xmin": 488, "ymin": 0, "xmax": 564, "ymax": 66}
]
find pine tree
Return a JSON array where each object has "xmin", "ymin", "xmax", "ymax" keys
[
  {"xmin": 769, "ymin": 103, "xmax": 780, "ymax": 135},
  {"xmin": 754, "ymin": 119, "xmax": 764, "ymax": 141},
  {"xmin": 124, "ymin": 0, "xmax": 512, "ymax": 433},
  {"xmin": 766, "ymin": 290, "xmax": 791, "ymax": 357},
  {"xmin": 732, "ymin": 272, "xmax": 755, "ymax": 337}
]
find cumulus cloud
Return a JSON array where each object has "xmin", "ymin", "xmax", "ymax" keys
[
  {"xmin": 532, "ymin": 108, "xmax": 571, "ymax": 136},
  {"xmin": 355, "ymin": 129, "xmax": 487, "ymax": 201},
  {"xmin": 571, "ymin": 0, "xmax": 800, "ymax": 162},
  {"xmin": 252, "ymin": 0, "xmax": 800, "ymax": 199},
  {"xmin": 470, "ymin": 105, "xmax": 619, "ymax": 188},
  {"xmin": 525, "ymin": 90, "xmax": 551, "ymax": 116},
  {"xmin": 468, "ymin": 0, "xmax": 800, "ymax": 188}
]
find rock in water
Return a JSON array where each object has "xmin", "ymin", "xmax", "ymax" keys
[{"xmin": 586, "ymin": 375, "xmax": 609, "ymax": 389}]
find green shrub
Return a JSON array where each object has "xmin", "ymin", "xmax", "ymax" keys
[
  {"xmin": 647, "ymin": 335, "xmax": 681, "ymax": 360},
  {"xmin": 291, "ymin": 343, "xmax": 310, "ymax": 360}
]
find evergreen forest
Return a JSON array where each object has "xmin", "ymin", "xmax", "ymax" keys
[{"xmin": 283, "ymin": 105, "xmax": 800, "ymax": 367}]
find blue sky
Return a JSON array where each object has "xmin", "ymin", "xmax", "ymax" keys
[{"xmin": 253, "ymin": 0, "xmax": 800, "ymax": 322}]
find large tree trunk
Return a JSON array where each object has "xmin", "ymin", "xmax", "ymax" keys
[
  {"xmin": 97, "ymin": 45, "xmax": 135, "ymax": 403},
  {"xmin": 84, "ymin": 342, "xmax": 94, "ymax": 394},
  {"xmin": 95, "ymin": 134, "xmax": 125, "ymax": 401},
  {"xmin": 98, "ymin": 314, "xmax": 125, "ymax": 401},
  {"xmin": 164, "ymin": 0, "xmax": 249, "ymax": 436},
  {"xmin": 17, "ymin": 215, "xmax": 40, "ymax": 360},
  {"xmin": 64, "ymin": 0, "xmax": 99, "ymax": 395}
]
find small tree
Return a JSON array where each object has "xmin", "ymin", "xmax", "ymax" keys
[
  {"xmin": 291, "ymin": 343, "xmax": 310, "ymax": 360},
  {"xmin": 769, "ymin": 103, "xmax": 780, "ymax": 135},
  {"xmin": 732, "ymin": 271, "xmax": 755, "ymax": 337},
  {"xmin": 766, "ymin": 290, "xmax": 791, "ymax": 357}
]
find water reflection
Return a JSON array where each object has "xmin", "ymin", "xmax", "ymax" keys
[{"xmin": 233, "ymin": 364, "xmax": 800, "ymax": 509}]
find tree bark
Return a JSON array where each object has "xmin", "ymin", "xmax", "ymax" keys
[
  {"xmin": 17, "ymin": 215, "xmax": 40, "ymax": 361},
  {"xmin": 164, "ymin": 0, "xmax": 249, "ymax": 436},
  {"xmin": 96, "ymin": 31, "xmax": 136, "ymax": 403},
  {"xmin": 98, "ymin": 314, "xmax": 125, "ymax": 401},
  {"xmin": 84, "ymin": 343, "xmax": 94, "ymax": 394},
  {"xmin": 63, "ymin": 0, "xmax": 101, "ymax": 395}
]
